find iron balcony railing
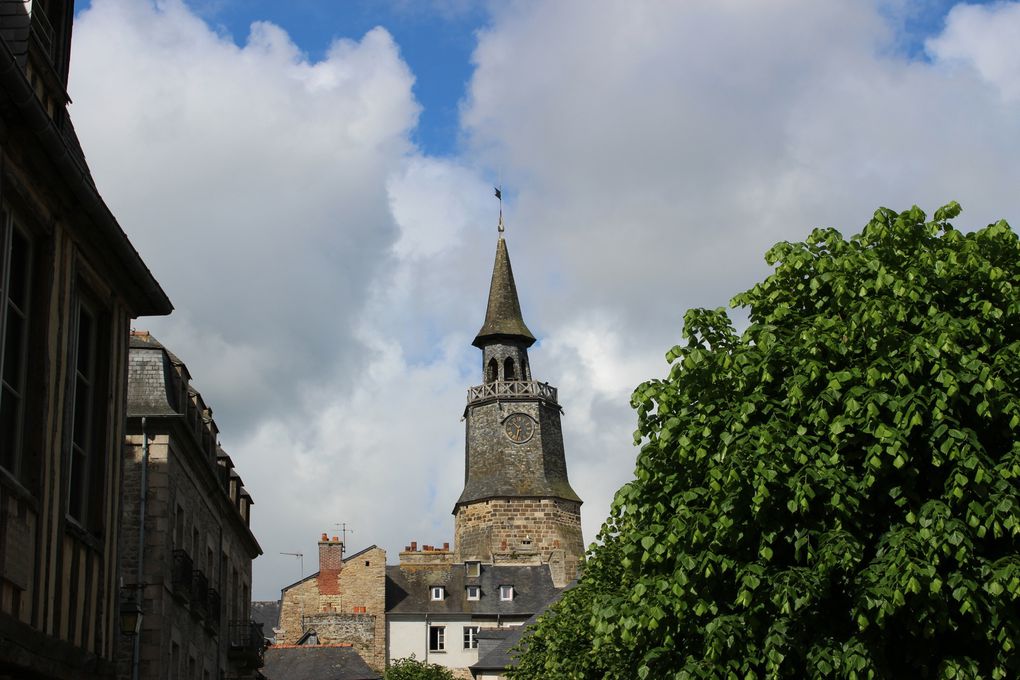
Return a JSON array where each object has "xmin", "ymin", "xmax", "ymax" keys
[
  {"xmin": 171, "ymin": 550, "xmax": 192, "ymax": 602},
  {"xmin": 190, "ymin": 570, "xmax": 208, "ymax": 619},
  {"xmin": 467, "ymin": 380, "xmax": 558, "ymax": 405},
  {"xmin": 228, "ymin": 621, "xmax": 265, "ymax": 669},
  {"xmin": 206, "ymin": 587, "xmax": 221, "ymax": 631}
]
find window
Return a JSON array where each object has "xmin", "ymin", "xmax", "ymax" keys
[
  {"xmin": 429, "ymin": 625, "xmax": 445, "ymax": 652},
  {"xmin": 499, "ymin": 585, "xmax": 514, "ymax": 601},
  {"xmin": 466, "ymin": 585, "xmax": 480, "ymax": 601},
  {"xmin": 430, "ymin": 586, "xmax": 445, "ymax": 601},
  {"xmin": 0, "ymin": 212, "xmax": 32, "ymax": 481},
  {"xmin": 174, "ymin": 506, "xmax": 185, "ymax": 549},
  {"xmin": 67, "ymin": 294, "xmax": 109, "ymax": 531},
  {"xmin": 486, "ymin": 358, "xmax": 497, "ymax": 383},
  {"xmin": 170, "ymin": 642, "xmax": 180, "ymax": 680},
  {"xmin": 466, "ymin": 561, "xmax": 480, "ymax": 578},
  {"xmin": 503, "ymin": 357, "xmax": 516, "ymax": 381},
  {"xmin": 464, "ymin": 626, "xmax": 480, "ymax": 649}
]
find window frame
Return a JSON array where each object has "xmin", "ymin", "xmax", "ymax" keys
[
  {"xmin": 465, "ymin": 561, "xmax": 481, "ymax": 578},
  {"xmin": 0, "ymin": 210, "xmax": 33, "ymax": 484},
  {"xmin": 463, "ymin": 625, "xmax": 480, "ymax": 649},
  {"xmin": 428, "ymin": 625, "xmax": 446, "ymax": 652},
  {"xmin": 499, "ymin": 585, "xmax": 514, "ymax": 601},
  {"xmin": 65, "ymin": 289, "xmax": 110, "ymax": 533},
  {"xmin": 430, "ymin": 585, "xmax": 445, "ymax": 601},
  {"xmin": 466, "ymin": 585, "xmax": 480, "ymax": 601}
]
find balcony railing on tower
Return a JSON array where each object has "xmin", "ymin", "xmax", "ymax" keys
[{"xmin": 467, "ymin": 380, "xmax": 557, "ymax": 405}]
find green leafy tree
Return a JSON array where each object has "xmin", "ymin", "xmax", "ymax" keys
[
  {"xmin": 384, "ymin": 655, "xmax": 455, "ymax": 680},
  {"xmin": 512, "ymin": 204, "xmax": 1020, "ymax": 679}
]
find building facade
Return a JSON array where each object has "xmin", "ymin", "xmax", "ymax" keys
[
  {"xmin": 119, "ymin": 333, "xmax": 263, "ymax": 680},
  {"xmin": 0, "ymin": 2, "xmax": 173, "ymax": 679}
]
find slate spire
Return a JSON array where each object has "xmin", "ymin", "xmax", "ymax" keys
[{"xmin": 472, "ymin": 236, "xmax": 536, "ymax": 348}]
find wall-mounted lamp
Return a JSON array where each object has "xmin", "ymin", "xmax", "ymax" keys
[{"xmin": 119, "ymin": 597, "xmax": 143, "ymax": 636}]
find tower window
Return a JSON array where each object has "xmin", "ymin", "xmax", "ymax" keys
[
  {"xmin": 486, "ymin": 358, "xmax": 498, "ymax": 383},
  {"xmin": 503, "ymin": 357, "xmax": 516, "ymax": 381}
]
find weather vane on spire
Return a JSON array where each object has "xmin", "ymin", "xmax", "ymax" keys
[{"xmin": 495, "ymin": 186, "xmax": 505, "ymax": 236}]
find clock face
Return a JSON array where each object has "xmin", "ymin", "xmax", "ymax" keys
[{"xmin": 503, "ymin": 413, "xmax": 535, "ymax": 444}]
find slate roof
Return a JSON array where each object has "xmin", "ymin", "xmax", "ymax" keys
[
  {"xmin": 473, "ymin": 237, "xmax": 536, "ymax": 348},
  {"xmin": 251, "ymin": 600, "xmax": 281, "ymax": 635},
  {"xmin": 386, "ymin": 563, "xmax": 560, "ymax": 616},
  {"xmin": 126, "ymin": 334, "xmax": 180, "ymax": 417},
  {"xmin": 262, "ymin": 645, "xmax": 380, "ymax": 680},
  {"xmin": 470, "ymin": 620, "xmax": 531, "ymax": 673}
]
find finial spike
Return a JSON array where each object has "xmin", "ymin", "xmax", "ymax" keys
[{"xmin": 495, "ymin": 186, "xmax": 505, "ymax": 237}]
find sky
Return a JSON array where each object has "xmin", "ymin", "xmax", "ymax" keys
[{"xmin": 67, "ymin": 0, "xmax": 1020, "ymax": 600}]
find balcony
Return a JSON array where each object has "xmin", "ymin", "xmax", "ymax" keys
[
  {"xmin": 206, "ymin": 588, "xmax": 221, "ymax": 633},
  {"xmin": 171, "ymin": 550, "xmax": 192, "ymax": 602},
  {"xmin": 228, "ymin": 621, "xmax": 265, "ymax": 669},
  {"xmin": 467, "ymin": 380, "xmax": 558, "ymax": 406},
  {"xmin": 190, "ymin": 570, "xmax": 208, "ymax": 620}
]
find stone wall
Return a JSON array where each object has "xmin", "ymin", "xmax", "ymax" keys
[
  {"xmin": 454, "ymin": 497, "xmax": 582, "ymax": 586},
  {"xmin": 119, "ymin": 423, "xmax": 261, "ymax": 680},
  {"xmin": 277, "ymin": 545, "xmax": 388, "ymax": 671}
]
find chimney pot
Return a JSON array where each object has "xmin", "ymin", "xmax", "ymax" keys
[
  {"xmin": 411, "ymin": 541, "xmax": 417, "ymax": 551},
  {"xmin": 443, "ymin": 542, "xmax": 450, "ymax": 551},
  {"xmin": 333, "ymin": 535, "xmax": 339, "ymax": 542}
]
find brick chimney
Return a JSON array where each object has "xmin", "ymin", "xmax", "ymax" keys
[{"xmin": 317, "ymin": 533, "xmax": 343, "ymax": 595}]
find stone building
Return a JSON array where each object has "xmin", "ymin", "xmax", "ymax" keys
[
  {"xmin": 273, "ymin": 228, "xmax": 583, "ymax": 678},
  {"xmin": 0, "ymin": 2, "xmax": 173, "ymax": 679},
  {"xmin": 455, "ymin": 232, "xmax": 584, "ymax": 586},
  {"xmin": 275, "ymin": 537, "xmax": 387, "ymax": 671},
  {"xmin": 120, "ymin": 332, "xmax": 263, "ymax": 680}
]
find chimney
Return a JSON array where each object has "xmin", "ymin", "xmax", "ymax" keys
[{"xmin": 317, "ymin": 533, "xmax": 344, "ymax": 596}]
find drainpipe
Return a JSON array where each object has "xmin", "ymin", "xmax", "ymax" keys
[
  {"xmin": 424, "ymin": 613, "xmax": 430, "ymax": 664},
  {"xmin": 131, "ymin": 418, "xmax": 149, "ymax": 680}
]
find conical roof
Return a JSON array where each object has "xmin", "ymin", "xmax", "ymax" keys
[{"xmin": 473, "ymin": 237, "xmax": 536, "ymax": 348}]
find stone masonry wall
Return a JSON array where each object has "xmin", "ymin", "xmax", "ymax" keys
[
  {"xmin": 455, "ymin": 497, "xmax": 583, "ymax": 585},
  {"xmin": 277, "ymin": 546, "xmax": 387, "ymax": 671},
  {"xmin": 301, "ymin": 613, "xmax": 375, "ymax": 660}
]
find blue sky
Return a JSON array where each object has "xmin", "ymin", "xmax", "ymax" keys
[{"xmin": 69, "ymin": 0, "xmax": 1020, "ymax": 598}]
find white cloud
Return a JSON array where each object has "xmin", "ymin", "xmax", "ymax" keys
[
  {"xmin": 70, "ymin": 0, "xmax": 419, "ymax": 430},
  {"xmin": 68, "ymin": 0, "xmax": 1020, "ymax": 599},
  {"xmin": 927, "ymin": 1, "xmax": 1020, "ymax": 101}
]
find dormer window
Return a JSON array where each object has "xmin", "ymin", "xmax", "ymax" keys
[
  {"xmin": 499, "ymin": 585, "xmax": 514, "ymax": 601},
  {"xmin": 430, "ymin": 586, "xmax": 445, "ymax": 601},
  {"xmin": 466, "ymin": 585, "xmax": 480, "ymax": 601},
  {"xmin": 466, "ymin": 561, "xmax": 481, "ymax": 578}
]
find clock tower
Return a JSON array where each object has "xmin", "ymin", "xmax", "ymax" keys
[{"xmin": 453, "ymin": 231, "xmax": 584, "ymax": 585}]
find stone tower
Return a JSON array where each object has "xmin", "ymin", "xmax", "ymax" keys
[{"xmin": 453, "ymin": 232, "xmax": 584, "ymax": 584}]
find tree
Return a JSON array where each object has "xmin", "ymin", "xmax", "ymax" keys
[
  {"xmin": 511, "ymin": 204, "xmax": 1020, "ymax": 679},
  {"xmin": 384, "ymin": 656, "xmax": 455, "ymax": 680}
]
